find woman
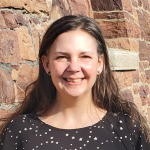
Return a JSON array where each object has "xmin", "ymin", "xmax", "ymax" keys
[{"xmin": 0, "ymin": 15, "xmax": 150, "ymax": 150}]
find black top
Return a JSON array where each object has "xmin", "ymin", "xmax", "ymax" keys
[{"xmin": 0, "ymin": 112, "xmax": 150, "ymax": 150}]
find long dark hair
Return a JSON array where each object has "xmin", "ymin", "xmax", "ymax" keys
[{"xmin": 0, "ymin": 15, "xmax": 150, "ymax": 141}]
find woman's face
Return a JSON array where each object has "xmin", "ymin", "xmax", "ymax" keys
[{"xmin": 42, "ymin": 29, "xmax": 103, "ymax": 99}]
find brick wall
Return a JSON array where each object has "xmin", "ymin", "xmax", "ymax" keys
[
  {"xmin": 0, "ymin": 0, "xmax": 150, "ymax": 122},
  {"xmin": 91, "ymin": 0, "xmax": 150, "ymax": 121}
]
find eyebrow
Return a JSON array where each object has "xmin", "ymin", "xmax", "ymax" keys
[{"xmin": 54, "ymin": 51, "xmax": 94, "ymax": 55}]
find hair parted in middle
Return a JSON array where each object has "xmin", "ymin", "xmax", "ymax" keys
[{"xmin": 37, "ymin": 15, "xmax": 114, "ymax": 114}]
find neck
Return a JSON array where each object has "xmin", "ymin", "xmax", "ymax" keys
[
  {"xmin": 50, "ymin": 91, "xmax": 104, "ymax": 122},
  {"xmin": 39, "ymin": 92, "xmax": 107, "ymax": 129}
]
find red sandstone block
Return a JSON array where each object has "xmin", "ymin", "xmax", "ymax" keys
[
  {"xmin": 139, "ymin": 62, "xmax": 144, "ymax": 72},
  {"xmin": 0, "ymin": 30, "xmax": 22, "ymax": 63},
  {"xmin": 98, "ymin": 20, "xmax": 140, "ymax": 39},
  {"xmin": 70, "ymin": 0, "xmax": 87, "ymax": 16},
  {"xmin": 0, "ymin": 11, "xmax": 7, "ymax": 28},
  {"xmin": 132, "ymin": 70, "xmax": 139, "ymax": 83},
  {"xmin": 91, "ymin": 0, "xmax": 122, "ymax": 11},
  {"xmin": 145, "ymin": 70, "xmax": 150, "ymax": 84},
  {"xmin": 15, "ymin": 13, "xmax": 28, "ymax": 26},
  {"xmin": 1, "ymin": 11, "xmax": 18, "ymax": 28},
  {"xmin": 0, "ymin": 69, "xmax": 15, "ymax": 104},
  {"xmin": 122, "ymin": 89, "xmax": 134, "ymax": 102},
  {"xmin": 122, "ymin": 0, "xmax": 133, "ymax": 13},
  {"xmin": 133, "ymin": 84, "xmax": 139, "ymax": 94},
  {"xmin": 0, "ymin": 109, "xmax": 11, "ymax": 119},
  {"xmin": 147, "ymin": 108, "xmax": 150, "ymax": 121},
  {"xmin": 94, "ymin": 12, "xmax": 134, "ymax": 20},
  {"xmin": 16, "ymin": 64, "xmax": 38, "ymax": 102}
]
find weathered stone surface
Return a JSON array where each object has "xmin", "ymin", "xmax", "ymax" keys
[
  {"xmin": 137, "ymin": 10, "xmax": 150, "ymax": 41},
  {"xmin": 113, "ymin": 72, "xmax": 124, "ymax": 89},
  {"xmin": 147, "ymin": 108, "xmax": 150, "ymax": 121},
  {"xmin": 108, "ymin": 48, "xmax": 139, "ymax": 70},
  {"xmin": 140, "ymin": 97, "xmax": 147, "ymax": 106},
  {"xmin": 106, "ymin": 39, "xmax": 139, "ymax": 51},
  {"xmin": 124, "ymin": 71, "xmax": 133, "ymax": 87},
  {"xmin": 70, "ymin": 0, "xmax": 87, "ymax": 16},
  {"xmin": 30, "ymin": 17, "xmax": 40, "ymax": 25},
  {"xmin": 131, "ymin": 0, "xmax": 138, "ymax": 7},
  {"xmin": 1, "ymin": 10, "xmax": 18, "ymax": 28},
  {"xmin": 139, "ymin": 85, "xmax": 148, "ymax": 99},
  {"xmin": 0, "ymin": 30, "xmax": 22, "ymax": 63},
  {"xmin": 145, "ymin": 85, "xmax": 149, "ymax": 94},
  {"xmin": 62, "ymin": 0, "xmax": 69, "ymax": 11},
  {"xmin": 52, "ymin": 0, "xmax": 71, "ymax": 17},
  {"xmin": 139, "ymin": 62, "xmax": 144, "ymax": 72},
  {"xmin": 143, "ymin": 10, "xmax": 150, "ymax": 41},
  {"xmin": 147, "ymin": 44, "xmax": 150, "ymax": 64},
  {"xmin": 140, "ymin": 74, "xmax": 146, "ymax": 83},
  {"xmin": 0, "ymin": 69, "xmax": 15, "ymax": 104},
  {"xmin": 16, "ymin": 64, "xmax": 38, "ymax": 102},
  {"xmin": 0, "ymin": 109, "xmax": 11, "ymax": 118},
  {"xmin": 11, "ymin": 65, "xmax": 20, "ymax": 70},
  {"xmin": 85, "ymin": 0, "xmax": 93, "ymax": 18},
  {"xmin": 132, "ymin": 8, "xmax": 139, "ymax": 23},
  {"xmin": 0, "ymin": 11, "xmax": 7, "ymax": 28},
  {"xmin": 133, "ymin": 84, "xmax": 139, "ymax": 94},
  {"xmin": 1, "ymin": 0, "xmax": 49, "ymax": 15},
  {"xmin": 15, "ymin": 28, "xmax": 36, "ymax": 61},
  {"xmin": 91, "ymin": 0, "xmax": 122, "ymax": 11},
  {"xmin": 132, "ymin": 70, "xmax": 139, "ymax": 83},
  {"xmin": 46, "ymin": 0, "xmax": 52, "ymax": 11},
  {"xmin": 30, "ymin": 26, "xmax": 44, "ymax": 58},
  {"xmin": 147, "ymin": 98, "xmax": 150, "ymax": 106},
  {"xmin": 42, "ymin": 22, "xmax": 51, "ymax": 31},
  {"xmin": 139, "ymin": 41, "xmax": 148, "ymax": 61},
  {"xmin": 98, "ymin": 20, "xmax": 140, "ymax": 39},
  {"xmin": 15, "ymin": 13, "xmax": 28, "ymax": 26},
  {"xmin": 138, "ymin": 0, "xmax": 142, "ymax": 6},
  {"xmin": 145, "ymin": 70, "xmax": 150, "ymax": 83},
  {"xmin": 143, "ymin": 62, "xmax": 149, "ymax": 68},
  {"xmin": 113, "ymin": 71, "xmax": 133, "ymax": 88},
  {"xmin": 122, "ymin": 0, "xmax": 133, "ymax": 13},
  {"xmin": 51, "ymin": 5, "xmax": 63, "ymax": 21},
  {"xmin": 122, "ymin": 89, "xmax": 134, "ymax": 102},
  {"xmin": 134, "ymin": 96, "xmax": 142, "ymax": 109},
  {"xmin": 142, "ymin": 0, "xmax": 149, "ymax": 10},
  {"xmin": 11, "ymin": 69, "xmax": 18, "ymax": 81},
  {"xmin": 94, "ymin": 12, "xmax": 134, "ymax": 20}
]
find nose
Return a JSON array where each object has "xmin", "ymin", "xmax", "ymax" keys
[{"xmin": 66, "ymin": 58, "xmax": 81, "ymax": 72}]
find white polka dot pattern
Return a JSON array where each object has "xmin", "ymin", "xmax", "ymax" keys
[{"xmin": 0, "ymin": 113, "xmax": 149, "ymax": 150}]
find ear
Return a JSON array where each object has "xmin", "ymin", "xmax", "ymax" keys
[
  {"xmin": 97, "ymin": 54, "xmax": 104, "ymax": 74},
  {"xmin": 41, "ymin": 55, "xmax": 50, "ymax": 73}
]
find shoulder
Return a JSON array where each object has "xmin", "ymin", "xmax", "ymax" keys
[
  {"xmin": 106, "ymin": 112, "xmax": 137, "ymax": 125},
  {"xmin": 106, "ymin": 112, "xmax": 141, "ymax": 135},
  {"xmin": 5, "ymin": 114, "xmax": 41, "ymax": 132}
]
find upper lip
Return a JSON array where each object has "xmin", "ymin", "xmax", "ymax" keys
[{"xmin": 63, "ymin": 77, "xmax": 85, "ymax": 79}]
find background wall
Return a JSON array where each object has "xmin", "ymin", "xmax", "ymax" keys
[
  {"xmin": 91, "ymin": 0, "xmax": 150, "ymax": 121},
  {"xmin": 0, "ymin": 0, "xmax": 150, "ymax": 122}
]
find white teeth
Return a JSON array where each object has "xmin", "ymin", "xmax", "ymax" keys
[{"xmin": 66, "ymin": 78, "xmax": 82, "ymax": 83}]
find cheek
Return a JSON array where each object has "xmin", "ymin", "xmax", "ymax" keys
[
  {"xmin": 81, "ymin": 61, "xmax": 98, "ymax": 77},
  {"xmin": 50, "ymin": 61, "xmax": 68, "ymax": 76}
]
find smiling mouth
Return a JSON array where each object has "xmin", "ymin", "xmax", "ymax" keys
[{"xmin": 64, "ymin": 78, "xmax": 84, "ymax": 83}]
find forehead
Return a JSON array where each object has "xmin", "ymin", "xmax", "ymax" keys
[{"xmin": 49, "ymin": 29, "xmax": 98, "ymax": 54}]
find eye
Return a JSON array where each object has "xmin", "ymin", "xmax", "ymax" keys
[
  {"xmin": 56, "ymin": 56, "xmax": 66, "ymax": 59},
  {"xmin": 56, "ymin": 56, "xmax": 68, "ymax": 61},
  {"xmin": 82, "ymin": 55, "xmax": 91, "ymax": 59}
]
